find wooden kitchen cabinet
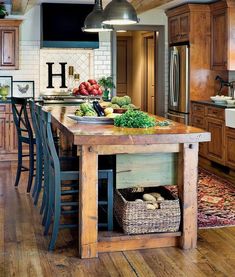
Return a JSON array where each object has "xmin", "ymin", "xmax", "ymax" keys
[
  {"xmin": 0, "ymin": 19, "xmax": 22, "ymax": 70},
  {"xmin": 210, "ymin": 0, "xmax": 235, "ymax": 70},
  {"xmin": 166, "ymin": 4, "xmax": 215, "ymax": 101},
  {"xmin": 0, "ymin": 111, "xmax": 8, "ymax": 154},
  {"xmin": 225, "ymin": 127, "xmax": 235, "ymax": 169},
  {"xmin": 191, "ymin": 102, "xmax": 229, "ymax": 165},
  {"xmin": 0, "ymin": 103, "xmax": 18, "ymax": 160},
  {"xmin": 206, "ymin": 117, "xmax": 225, "ymax": 164},
  {"xmin": 168, "ymin": 13, "xmax": 189, "ymax": 44},
  {"xmin": 191, "ymin": 103, "xmax": 207, "ymax": 156}
]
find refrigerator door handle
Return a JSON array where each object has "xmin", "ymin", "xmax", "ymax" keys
[
  {"xmin": 166, "ymin": 112, "xmax": 185, "ymax": 119},
  {"xmin": 169, "ymin": 49, "xmax": 180, "ymax": 107}
]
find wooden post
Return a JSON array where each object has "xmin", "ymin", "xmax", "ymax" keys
[
  {"xmin": 178, "ymin": 143, "xmax": 199, "ymax": 249},
  {"xmin": 79, "ymin": 145, "xmax": 98, "ymax": 258}
]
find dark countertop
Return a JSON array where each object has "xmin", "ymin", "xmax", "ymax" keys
[{"xmin": 191, "ymin": 100, "xmax": 235, "ymax": 109}]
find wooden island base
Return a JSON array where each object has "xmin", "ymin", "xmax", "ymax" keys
[
  {"xmin": 98, "ymin": 231, "xmax": 181, "ymax": 253},
  {"xmin": 46, "ymin": 105, "xmax": 211, "ymax": 258}
]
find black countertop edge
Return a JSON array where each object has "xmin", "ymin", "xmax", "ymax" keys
[
  {"xmin": 191, "ymin": 100, "xmax": 235, "ymax": 109},
  {"xmin": 0, "ymin": 98, "xmax": 43, "ymax": 104}
]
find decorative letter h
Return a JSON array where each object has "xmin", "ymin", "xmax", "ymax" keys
[{"xmin": 46, "ymin": 62, "xmax": 67, "ymax": 88}]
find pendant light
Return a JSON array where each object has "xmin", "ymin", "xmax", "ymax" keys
[
  {"xmin": 82, "ymin": 0, "xmax": 113, "ymax": 32},
  {"xmin": 102, "ymin": 0, "xmax": 139, "ymax": 25}
]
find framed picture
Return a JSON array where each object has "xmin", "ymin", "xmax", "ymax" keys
[
  {"xmin": 12, "ymin": 81, "xmax": 35, "ymax": 98},
  {"xmin": 0, "ymin": 76, "xmax": 13, "ymax": 99}
]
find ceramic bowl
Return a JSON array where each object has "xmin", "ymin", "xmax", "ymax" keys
[{"xmin": 226, "ymin": 99, "xmax": 235, "ymax": 105}]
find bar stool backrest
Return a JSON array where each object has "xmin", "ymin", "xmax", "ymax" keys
[
  {"xmin": 39, "ymin": 108, "xmax": 60, "ymax": 175},
  {"xmin": 29, "ymin": 100, "xmax": 41, "ymax": 145},
  {"xmin": 11, "ymin": 97, "xmax": 33, "ymax": 141}
]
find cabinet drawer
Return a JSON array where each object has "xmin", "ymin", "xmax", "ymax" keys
[
  {"xmin": 191, "ymin": 103, "xmax": 205, "ymax": 116},
  {"xmin": 206, "ymin": 106, "xmax": 224, "ymax": 120},
  {"xmin": 191, "ymin": 116, "xmax": 205, "ymax": 128},
  {"xmin": 0, "ymin": 104, "xmax": 7, "ymax": 113}
]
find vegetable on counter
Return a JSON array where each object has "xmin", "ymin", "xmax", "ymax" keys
[
  {"xmin": 75, "ymin": 102, "xmax": 97, "ymax": 117},
  {"xmin": 114, "ymin": 110, "xmax": 156, "ymax": 128},
  {"xmin": 108, "ymin": 95, "xmax": 138, "ymax": 110}
]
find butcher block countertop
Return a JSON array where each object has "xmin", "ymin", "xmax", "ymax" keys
[{"xmin": 45, "ymin": 105, "xmax": 211, "ymax": 146}]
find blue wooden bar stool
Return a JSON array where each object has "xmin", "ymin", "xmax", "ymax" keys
[
  {"xmin": 29, "ymin": 100, "xmax": 43, "ymax": 205},
  {"xmin": 38, "ymin": 108, "xmax": 113, "ymax": 251},
  {"xmin": 11, "ymin": 97, "xmax": 36, "ymax": 193}
]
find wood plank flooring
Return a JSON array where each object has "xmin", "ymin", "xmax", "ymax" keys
[{"xmin": 0, "ymin": 162, "xmax": 235, "ymax": 277}]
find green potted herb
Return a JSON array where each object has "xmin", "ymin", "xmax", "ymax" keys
[
  {"xmin": 0, "ymin": 2, "xmax": 8, "ymax": 19},
  {"xmin": 98, "ymin": 76, "xmax": 115, "ymax": 100},
  {"xmin": 0, "ymin": 85, "xmax": 10, "ymax": 101}
]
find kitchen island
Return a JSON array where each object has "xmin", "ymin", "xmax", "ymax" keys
[{"xmin": 45, "ymin": 105, "xmax": 210, "ymax": 259}]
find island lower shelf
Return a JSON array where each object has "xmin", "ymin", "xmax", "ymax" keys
[{"xmin": 98, "ymin": 231, "xmax": 182, "ymax": 253}]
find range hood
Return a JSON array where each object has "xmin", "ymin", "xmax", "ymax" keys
[{"xmin": 41, "ymin": 3, "xmax": 99, "ymax": 49}]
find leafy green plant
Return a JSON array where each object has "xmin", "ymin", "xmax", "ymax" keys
[
  {"xmin": 114, "ymin": 110, "xmax": 156, "ymax": 128},
  {"xmin": 0, "ymin": 2, "xmax": 8, "ymax": 17},
  {"xmin": 98, "ymin": 76, "xmax": 115, "ymax": 90}
]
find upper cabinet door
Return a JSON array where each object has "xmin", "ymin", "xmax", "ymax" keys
[
  {"xmin": 1, "ymin": 28, "xmax": 16, "ymax": 67},
  {"xmin": 211, "ymin": 1, "xmax": 235, "ymax": 70},
  {"xmin": 168, "ymin": 13, "xmax": 189, "ymax": 44},
  {"xmin": 211, "ymin": 9, "xmax": 227, "ymax": 70},
  {"xmin": 0, "ymin": 20, "xmax": 22, "ymax": 70},
  {"xmin": 169, "ymin": 17, "xmax": 179, "ymax": 44},
  {"xmin": 179, "ymin": 13, "xmax": 190, "ymax": 42}
]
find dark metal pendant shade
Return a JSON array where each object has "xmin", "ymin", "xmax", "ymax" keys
[
  {"xmin": 82, "ymin": 0, "xmax": 113, "ymax": 32},
  {"xmin": 103, "ymin": 0, "xmax": 139, "ymax": 25}
]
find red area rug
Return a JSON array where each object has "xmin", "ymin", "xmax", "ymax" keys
[
  {"xmin": 168, "ymin": 169, "xmax": 235, "ymax": 228},
  {"xmin": 197, "ymin": 169, "xmax": 235, "ymax": 228}
]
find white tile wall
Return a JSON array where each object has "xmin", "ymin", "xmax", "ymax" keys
[{"xmin": 0, "ymin": 40, "xmax": 112, "ymax": 97}]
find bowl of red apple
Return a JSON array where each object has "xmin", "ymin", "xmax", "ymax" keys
[{"xmin": 72, "ymin": 79, "xmax": 103, "ymax": 97}]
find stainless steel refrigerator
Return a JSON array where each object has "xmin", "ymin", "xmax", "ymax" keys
[{"xmin": 167, "ymin": 45, "xmax": 189, "ymax": 124}]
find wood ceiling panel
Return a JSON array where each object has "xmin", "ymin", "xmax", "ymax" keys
[
  {"xmin": 11, "ymin": 0, "xmax": 30, "ymax": 14},
  {"xmin": 131, "ymin": 0, "xmax": 175, "ymax": 13}
]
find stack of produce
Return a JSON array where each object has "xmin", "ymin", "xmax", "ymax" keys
[
  {"xmin": 75, "ymin": 103, "xmax": 97, "ymax": 117},
  {"xmin": 134, "ymin": 193, "xmax": 165, "ymax": 210},
  {"xmin": 108, "ymin": 95, "xmax": 138, "ymax": 110},
  {"xmin": 73, "ymin": 79, "xmax": 103, "ymax": 96}
]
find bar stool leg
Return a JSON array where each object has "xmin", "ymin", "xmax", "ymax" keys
[
  {"xmin": 27, "ymin": 142, "xmax": 34, "ymax": 193},
  {"xmin": 14, "ymin": 140, "xmax": 23, "ymax": 187},
  {"xmin": 107, "ymin": 171, "xmax": 113, "ymax": 231}
]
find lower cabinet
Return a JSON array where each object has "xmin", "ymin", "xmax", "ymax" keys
[
  {"xmin": 191, "ymin": 115, "xmax": 207, "ymax": 157},
  {"xmin": 225, "ymin": 127, "xmax": 235, "ymax": 169},
  {"xmin": 0, "ymin": 103, "xmax": 19, "ymax": 161},
  {"xmin": 0, "ymin": 112, "xmax": 8, "ymax": 154},
  {"xmin": 206, "ymin": 117, "xmax": 225, "ymax": 164},
  {"xmin": 191, "ymin": 102, "xmax": 233, "ymax": 168}
]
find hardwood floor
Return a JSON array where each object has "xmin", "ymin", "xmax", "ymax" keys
[{"xmin": 0, "ymin": 162, "xmax": 234, "ymax": 277}]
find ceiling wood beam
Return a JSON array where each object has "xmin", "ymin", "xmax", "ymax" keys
[
  {"xmin": 131, "ymin": 0, "xmax": 175, "ymax": 13},
  {"xmin": 12, "ymin": 0, "xmax": 30, "ymax": 14}
]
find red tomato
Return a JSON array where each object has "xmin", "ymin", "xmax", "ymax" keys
[
  {"xmin": 79, "ymin": 84, "xmax": 86, "ymax": 90},
  {"xmin": 88, "ymin": 79, "xmax": 97, "ymax": 85},
  {"xmin": 97, "ymin": 88, "xmax": 103, "ymax": 95},
  {"xmin": 87, "ymin": 85, "xmax": 93, "ymax": 92},
  {"xmin": 91, "ymin": 89, "xmax": 99, "ymax": 96},
  {"xmin": 79, "ymin": 89, "xmax": 89, "ymax": 96},
  {"xmin": 92, "ymin": 84, "xmax": 99, "ymax": 90}
]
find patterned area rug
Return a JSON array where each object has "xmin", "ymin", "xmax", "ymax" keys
[
  {"xmin": 168, "ymin": 169, "xmax": 235, "ymax": 229},
  {"xmin": 197, "ymin": 169, "xmax": 235, "ymax": 228}
]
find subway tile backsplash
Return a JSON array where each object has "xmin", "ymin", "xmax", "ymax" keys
[{"xmin": 1, "ymin": 40, "xmax": 111, "ymax": 97}]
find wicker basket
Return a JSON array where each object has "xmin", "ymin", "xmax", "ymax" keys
[{"xmin": 114, "ymin": 186, "xmax": 181, "ymax": 235}]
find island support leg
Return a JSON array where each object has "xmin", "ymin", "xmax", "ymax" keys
[
  {"xmin": 79, "ymin": 145, "xmax": 98, "ymax": 258},
  {"xmin": 178, "ymin": 143, "xmax": 199, "ymax": 250}
]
